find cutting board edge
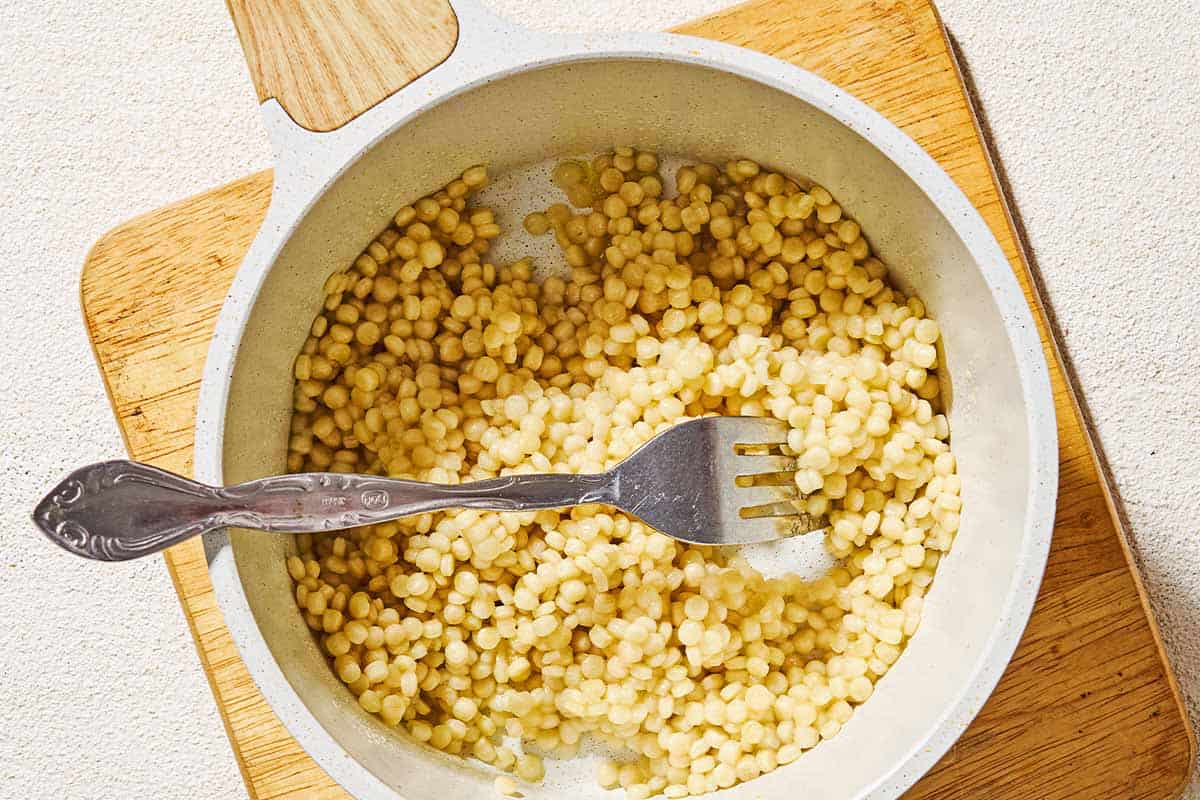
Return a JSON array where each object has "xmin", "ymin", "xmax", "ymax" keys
[{"xmin": 78, "ymin": 177, "xmax": 277, "ymax": 800}]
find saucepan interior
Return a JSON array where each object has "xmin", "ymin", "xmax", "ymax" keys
[{"xmin": 214, "ymin": 55, "xmax": 1051, "ymax": 799}]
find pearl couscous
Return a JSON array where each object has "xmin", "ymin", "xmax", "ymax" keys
[{"xmin": 284, "ymin": 149, "xmax": 959, "ymax": 799}]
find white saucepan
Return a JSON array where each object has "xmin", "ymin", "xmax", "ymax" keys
[{"xmin": 193, "ymin": 1, "xmax": 1058, "ymax": 798}]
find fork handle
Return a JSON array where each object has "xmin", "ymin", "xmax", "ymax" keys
[{"xmin": 32, "ymin": 460, "xmax": 615, "ymax": 562}]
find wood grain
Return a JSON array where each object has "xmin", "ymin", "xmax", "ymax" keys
[
  {"xmin": 225, "ymin": 0, "xmax": 458, "ymax": 132},
  {"xmin": 80, "ymin": 0, "xmax": 1194, "ymax": 798}
]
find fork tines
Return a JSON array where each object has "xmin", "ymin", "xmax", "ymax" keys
[{"xmin": 721, "ymin": 417, "xmax": 822, "ymax": 538}]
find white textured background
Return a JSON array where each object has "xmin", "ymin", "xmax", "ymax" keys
[{"xmin": 1, "ymin": 0, "xmax": 1196, "ymax": 797}]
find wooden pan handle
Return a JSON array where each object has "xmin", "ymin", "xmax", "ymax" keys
[{"xmin": 226, "ymin": 0, "xmax": 459, "ymax": 133}]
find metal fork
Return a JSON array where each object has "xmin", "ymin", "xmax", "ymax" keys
[{"xmin": 32, "ymin": 416, "xmax": 826, "ymax": 562}]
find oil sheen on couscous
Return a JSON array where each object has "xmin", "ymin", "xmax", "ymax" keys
[{"xmin": 283, "ymin": 149, "xmax": 960, "ymax": 799}]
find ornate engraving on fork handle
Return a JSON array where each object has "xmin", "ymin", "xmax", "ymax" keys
[
  {"xmin": 214, "ymin": 471, "xmax": 389, "ymax": 531},
  {"xmin": 32, "ymin": 461, "xmax": 220, "ymax": 561}
]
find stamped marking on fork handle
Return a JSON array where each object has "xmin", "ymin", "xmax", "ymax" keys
[{"xmin": 361, "ymin": 490, "xmax": 390, "ymax": 510}]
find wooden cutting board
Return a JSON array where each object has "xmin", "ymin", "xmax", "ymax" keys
[{"xmin": 79, "ymin": 0, "xmax": 1194, "ymax": 797}]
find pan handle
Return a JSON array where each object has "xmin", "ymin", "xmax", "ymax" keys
[{"xmin": 225, "ymin": 0, "xmax": 462, "ymax": 134}]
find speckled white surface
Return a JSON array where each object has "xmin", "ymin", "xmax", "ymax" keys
[{"xmin": 0, "ymin": 1, "xmax": 1196, "ymax": 798}]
